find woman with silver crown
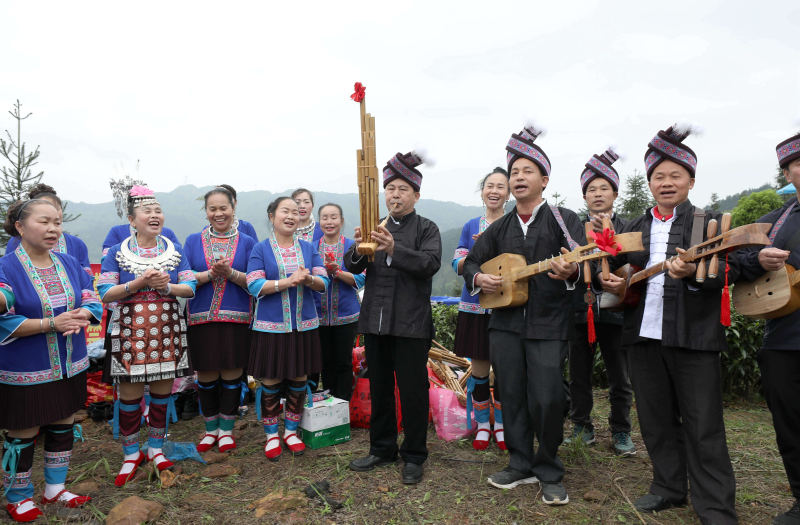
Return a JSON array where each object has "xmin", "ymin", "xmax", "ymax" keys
[{"xmin": 97, "ymin": 185, "xmax": 197, "ymax": 487}]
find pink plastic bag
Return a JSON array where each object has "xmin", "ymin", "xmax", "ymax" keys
[{"xmin": 429, "ymin": 387, "xmax": 476, "ymax": 441}]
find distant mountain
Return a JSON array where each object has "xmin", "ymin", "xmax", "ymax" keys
[{"xmin": 53, "ymin": 184, "xmax": 483, "ymax": 296}]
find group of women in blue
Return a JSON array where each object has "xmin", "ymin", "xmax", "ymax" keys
[{"xmin": 0, "ymin": 181, "xmax": 363, "ymax": 522}]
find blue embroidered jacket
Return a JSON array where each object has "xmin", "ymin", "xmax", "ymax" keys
[
  {"xmin": 314, "ymin": 236, "xmax": 365, "ymax": 326},
  {"xmin": 185, "ymin": 230, "xmax": 256, "ymax": 325},
  {"xmin": 246, "ymin": 238, "xmax": 328, "ymax": 333},
  {"xmin": 6, "ymin": 233, "xmax": 92, "ymax": 276},
  {"xmin": 0, "ymin": 250, "xmax": 102, "ymax": 386},
  {"xmin": 452, "ymin": 216, "xmax": 490, "ymax": 315}
]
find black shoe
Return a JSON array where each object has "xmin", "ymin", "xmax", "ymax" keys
[
  {"xmin": 541, "ymin": 481, "xmax": 569, "ymax": 505},
  {"xmin": 349, "ymin": 454, "xmax": 397, "ymax": 472},
  {"xmin": 634, "ymin": 493, "xmax": 686, "ymax": 513},
  {"xmin": 774, "ymin": 500, "xmax": 800, "ymax": 525},
  {"xmin": 402, "ymin": 462, "xmax": 423, "ymax": 484},
  {"xmin": 487, "ymin": 467, "xmax": 539, "ymax": 490}
]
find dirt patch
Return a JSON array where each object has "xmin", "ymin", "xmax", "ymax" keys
[{"xmin": 3, "ymin": 393, "xmax": 788, "ymax": 524}]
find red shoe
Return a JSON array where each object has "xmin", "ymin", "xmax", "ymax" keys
[
  {"xmin": 473, "ymin": 428, "xmax": 490, "ymax": 451},
  {"xmin": 196, "ymin": 432, "xmax": 219, "ymax": 453},
  {"xmin": 264, "ymin": 436, "xmax": 281, "ymax": 461},
  {"xmin": 149, "ymin": 452, "xmax": 174, "ymax": 472},
  {"xmin": 6, "ymin": 498, "xmax": 44, "ymax": 522},
  {"xmin": 114, "ymin": 451, "xmax": 147, "ymax": 487},
  {"xmin": 41, "ymin": 489, "xmax": 91, "ymax": 508},
  {"xmin": 217, "ymin": 433, "xmax": 236, "ymax": 453},
  {"xmin": 283, "ymin": 432, "xmax": 305, "ymax": 456},
  {"xmin": 493, "ymin": 428, "xmax": 507, "ymax": 451}
]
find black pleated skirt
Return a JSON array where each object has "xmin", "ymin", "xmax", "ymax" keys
[
  {"xmin": 248, "ymin": 329, "xmax": 322, "ymax": 379},
  {"xmin": 0, "ymin": 371, "xmax": 87, "ymax": 429},
  {"xmin": 453, "ymin": 311, "xmax": 492, "ymax": 361},
  {"xmin": 188, "ymin": 322, "xmax": 251, "ymax": 371}
]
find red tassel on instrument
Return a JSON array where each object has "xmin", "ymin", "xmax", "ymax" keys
[
  {"xmin": 587, "ymin": 303, "xmax": 597, "ymax": 344},
  {"xmin": 720, "ymin": 253, "xmax": 731, "ymax": 327},
  {"xmin": 351, "ymin": 82, "xmax": 366, "ymax": 102}
]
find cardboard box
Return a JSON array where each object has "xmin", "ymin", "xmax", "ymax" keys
[
  {"xmin": 299, "ymin": 397, "xmax": 350, "ymax": 432},
  {"xmin": 298, "ymin": 423, "xmax": 351, "ymax": 449}
]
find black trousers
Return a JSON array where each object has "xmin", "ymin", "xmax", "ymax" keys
[
  {"xmin": 568, "ymin": 322, "xmax": 632, "ymax": 433},
  {"xmin": 758, "ymin": 348, "xmax": 800, "ymax": 501},
  {"xmin": 628, "ymin": 341, "xmax": 737, "ymax": 525},
  {"xmin": 364, "ymin": 334, "xmax": 429, "ymax": 465},
  {"xmin": 319, "ymin": 323, "xmax": 358, "ymax": 402},
  {"xmin": 490, "ymin": 329, "xmax": 567, "ymax": 482}
]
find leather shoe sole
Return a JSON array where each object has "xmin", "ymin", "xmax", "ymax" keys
[{"xmin": 402, "ymin": 463, "xmax": 424, "ymax": 484}]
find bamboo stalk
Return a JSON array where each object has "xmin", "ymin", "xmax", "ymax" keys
[
  {"xmin": 458, "ymin": 364, "xmax": 472, "ymax": 389},
  {"xmin": 428, "ymin": 347, "xmax": 470, "ymax": 368}
]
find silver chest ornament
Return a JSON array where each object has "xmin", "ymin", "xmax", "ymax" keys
[{"xmin": 116, "ymin": 235, "xmax": 182, "ymax": 276}]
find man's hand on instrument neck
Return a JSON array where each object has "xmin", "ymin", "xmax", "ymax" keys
[
  {"xmin": 758, "ymin": 247, "xmax": 790, "ymax": 272},
  {"xmin": 371, "ymin": 224, "xmax": 395, "ymax": 256},
  {"xmin": 665, "ymin": 248, "xmax": 697, "ymax": 279},
  {"xmin": 601, "ymin": 272, "xmax": 625, "ymax": 294},
  {"xmin": 353, "ymin": 227, "xmax": 363, "ymax": 243},
  {"xmin": 589, "ymin": 212, "xmax": 612, "ymax": 233},
  {"xmin": 548, "ymin": 247, "xmax": 579, "ymax": 281}
]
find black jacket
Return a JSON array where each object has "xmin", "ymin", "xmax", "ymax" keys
[
  {"xmin": 463, "ymin": 204, "xmax": 586, "ymax": 341},
  {"xmin": 345, "ymin": 210, "xmax": 441, "ymax": 339},
  {"xmin": 604, "ymin": 200, "xmax": 738, "ymax": 352},
  {"xmin": 571, "ymin": 213, "xmax": 627, "ymax": 327},
  {"xmin": 734, "ymin": 198, "xmax": 800, "ymax": 351}
]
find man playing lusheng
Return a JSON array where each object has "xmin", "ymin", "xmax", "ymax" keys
[
  {"xmin": 464, "ymin": 125, "xmax": 585, "ymax": 505},
  {"xmin": 346, "ymin": 151, "xmax": 441, "ymax": 485},
  {"xmin": 734, "ymin": 131, "xmax": 800, "ymax": 525},
  {"xmin": 599, "ymin": 125, "xmax": 738, "ymax": 524},
  {"xmin": 566, "ymin": 148, "xmax": 635, "ymax": 457}
]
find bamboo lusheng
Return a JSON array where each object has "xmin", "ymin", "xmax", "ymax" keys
[
  {"xmin": 458, "ymin": 364, "xmax": 472, "ymax": 389},
  {"xmin": 354, "ymin": 85, "xmax": 381, "ymax": 260}
]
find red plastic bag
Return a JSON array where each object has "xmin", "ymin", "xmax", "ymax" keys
[
  {"xmin": 429, "ymin": 387, "xmax": 475, "ymax": 441},
  {"xmin": 86, "ymin": 371, "xmax": 114, "ymax": 405},
  {"xmin": 349, "ymin": 377, "xmax": 402, "ymax": 431}
]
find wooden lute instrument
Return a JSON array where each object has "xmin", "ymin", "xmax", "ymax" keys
[
  {"xmin": 478, "ymin": 231, "xmax": 644, "ymax": 309},
  {"xmin": 733, "ymin": 264, "xmax": 800, "ymax": 319},
  {"xmin": 599, "ymin": 222, "xmax": 772, "ymax": 310}
]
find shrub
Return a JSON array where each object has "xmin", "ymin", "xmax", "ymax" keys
[
  {"xmin": 431, "ymin": 303, "xmax": 458, "ymax": 350},
  {"xmin": 721, "ymin": 303, "xmax": 765, "ymax": 399}
]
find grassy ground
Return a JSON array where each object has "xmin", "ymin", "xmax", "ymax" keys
[{"xmin": 2, "ymin": 390, "xmax": 791, "ymax": 524}]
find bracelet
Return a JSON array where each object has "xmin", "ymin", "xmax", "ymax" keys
[
  {"xmin": 124, "ymin": 282, "xmax": 131, "ymax": 295},
  {"xmin": 40, "ymin": 318, "xmax": 44, "ymax": 333},
  {"xmin": 160, "ymin": 283, "xmax": 171, "ymax": 296},
  {"xmin": 48, "ymin": 317, "xmax": 56, "ymax": 332},
  {"xmin": 231, "ymin": 270, "xmax": 238, "ymax": 280},
  {"xmin": 274, "ymin": 280, "xmax": 280, "ymax": 293}
]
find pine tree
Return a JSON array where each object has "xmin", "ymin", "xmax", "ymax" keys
[
  {"xmin": 0, "ymin": 100, "xmax": 43, "ymax": 248},
  {"xmin": 709, "ymin": 192, "xmax": 721, "ymax": 212},
  {"xmin": 617, "ymin": 171, "xmax": 655, "ymax": 220}
]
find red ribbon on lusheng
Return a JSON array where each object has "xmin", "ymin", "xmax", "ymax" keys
[
  {"xmin": 590, "ymin": 228, "xmax": 621, "ymax": 256},
  {"xmin": 351, "ymin": 82, "xmax": 366, "ymax": 102}
]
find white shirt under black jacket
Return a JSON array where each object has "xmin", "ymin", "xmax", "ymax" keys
[{"xmin": 639, "ymin": 212, "xmax": 676, "ymax": 340}]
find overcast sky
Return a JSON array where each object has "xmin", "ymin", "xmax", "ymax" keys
[{"xmin": 2, "ymin": 1, "xmax": 799, "ymax": 213}]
